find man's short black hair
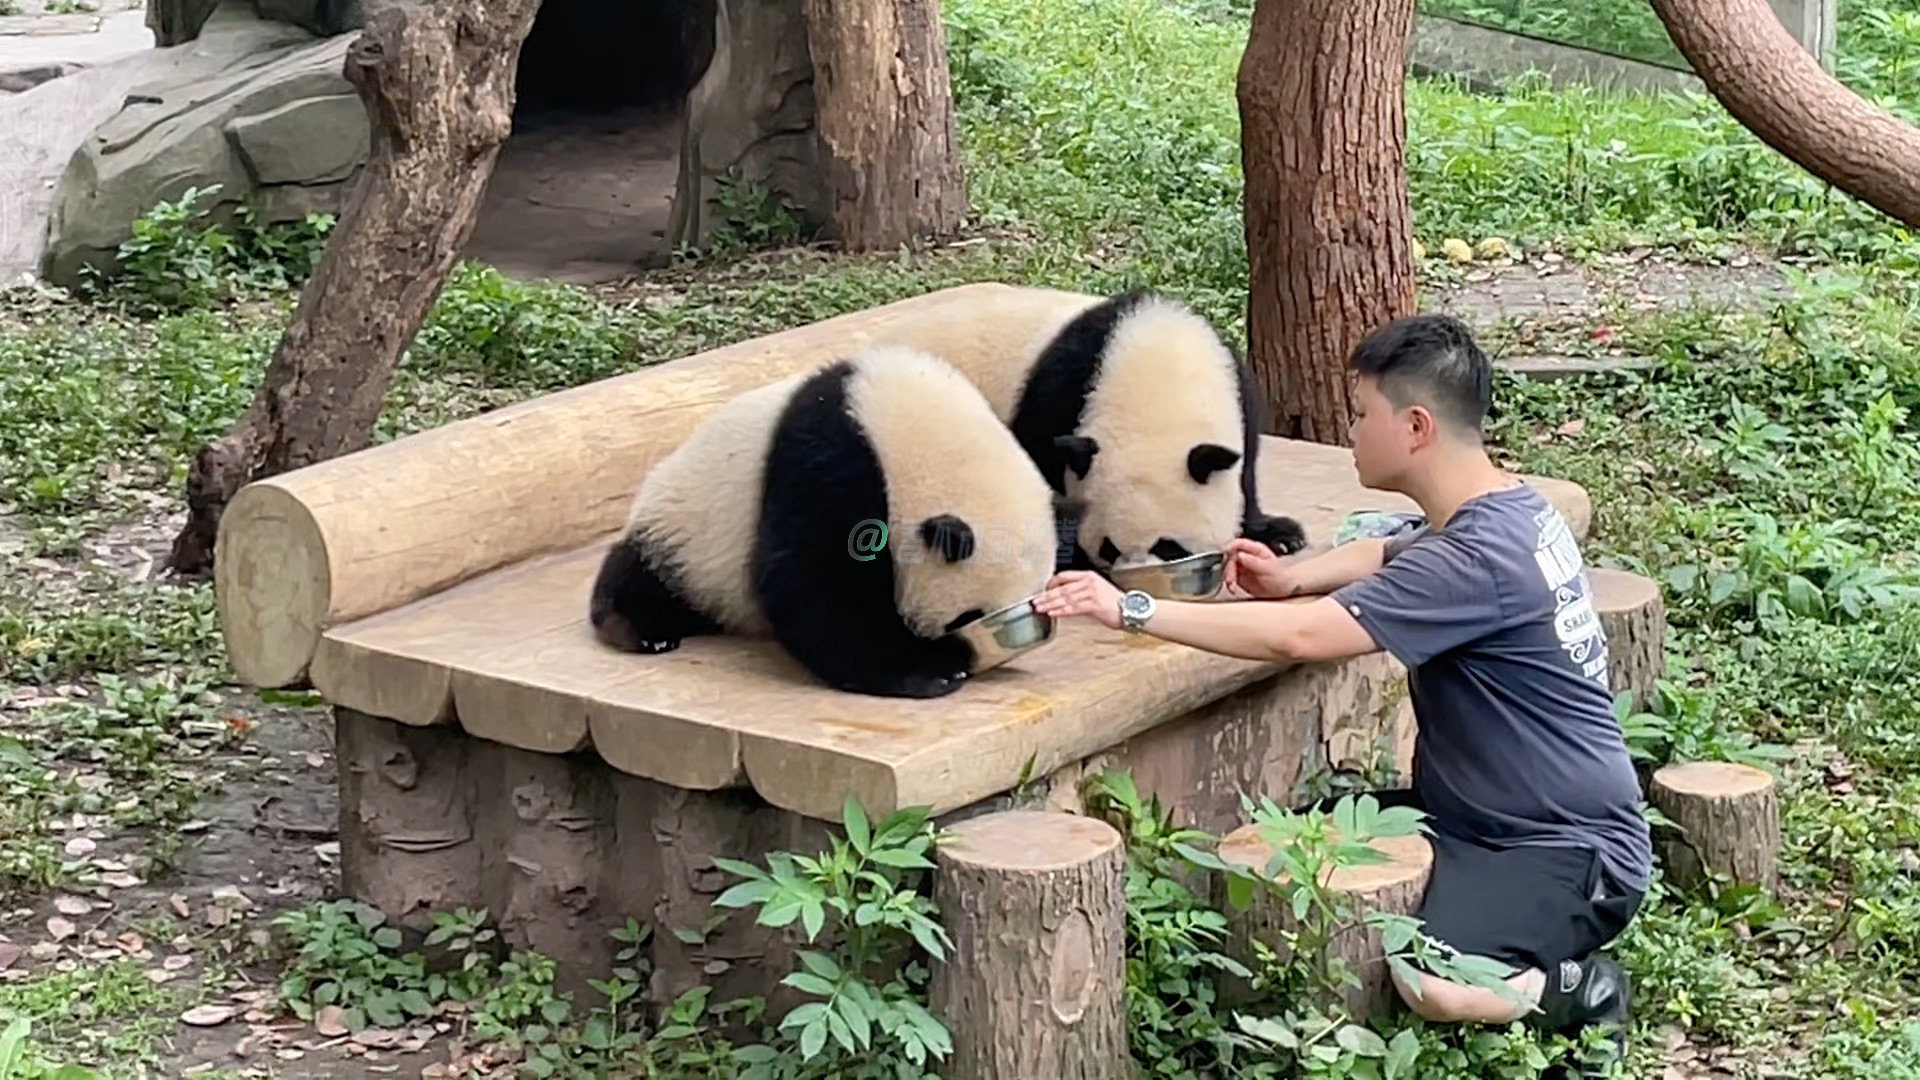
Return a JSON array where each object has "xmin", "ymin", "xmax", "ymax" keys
[{"xmin": 1348, "ymin": 313, "xmax": 1493, "ymax": 437}]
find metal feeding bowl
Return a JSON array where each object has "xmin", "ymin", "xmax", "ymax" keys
[
  {"xmin": 1107, "ymin": 549, "xmax": 1227, "ymax": 600},
  {"xmin": 947, "ymin": 595, "xmax": 1057, "ymax": 675}
]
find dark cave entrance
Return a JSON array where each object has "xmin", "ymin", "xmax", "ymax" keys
[{"xmin": 462, "ymin": 0, "xmax": 718, "ymax": 284}]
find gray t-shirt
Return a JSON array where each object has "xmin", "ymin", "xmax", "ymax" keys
[{"xmin": 1329, "ymin": 484, "xmax": 1653, "ymax": 892}]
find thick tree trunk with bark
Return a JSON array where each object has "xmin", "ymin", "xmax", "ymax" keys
[
  {"xmin": 801, "ymin": 0, "xmax": 969, "ymax": 252},
  {"xmin": 165, "ymin": 0, "xmax": 542, "ymax": 578},
  {"xmin": 929, "ymin": 811, "xmax": 1130, "ymax": 1080},
  {"xmin": 1237, "ymin": 0, "xmax": 1418, "ymax": 447},
  {"xmin": 1648, "ymin": 0, "xmax": 1920, "ymax": 230}
]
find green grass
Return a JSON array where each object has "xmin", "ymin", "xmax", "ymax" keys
[{"xmin": 6, "ymin": 0, "xmax": 1920, "ymax": 1074}]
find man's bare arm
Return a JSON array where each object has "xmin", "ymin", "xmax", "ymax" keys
[{"xmin": 1279, "ymin": 537, "xmax": 1391, "ymax": 596}]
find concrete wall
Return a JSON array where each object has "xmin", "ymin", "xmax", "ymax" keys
[{"xmin": 1410, "ymin": 0, "xmax": 1838, "ymax": 96}]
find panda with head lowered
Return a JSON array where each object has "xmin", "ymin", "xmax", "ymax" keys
[
  {"xmin": 945, "ymin": 288, "xmax": 1310, "ymax": 575},
  {"xmin": 588, "ymin": 343, "xmax": 1062, "ymax": 700}
]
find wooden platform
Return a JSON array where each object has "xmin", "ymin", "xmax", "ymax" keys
[
  {"xmin": 216, "ymin": 283, "xmax": 1590, "ymax": 826},
  {"xmin": 304, "ymin": 432, "xmax": 1586, "ymax": 822},
  {"xmin": 215, "ymin": 282, "xmax": 1598, "ymax": 1002}
]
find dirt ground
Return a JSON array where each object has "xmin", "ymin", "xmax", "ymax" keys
[{"xmin": 0, "ymin": 247, "xmax": 1791, "ymax": 1077}]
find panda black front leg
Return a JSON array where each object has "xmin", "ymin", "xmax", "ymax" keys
[
  {"xmin": 1245, "ymin": 513, "xmax": 1310, "ymax": 557},
  {"xmin": 826, "ymin": 668, "xmax": 968, "ymax": 700}
]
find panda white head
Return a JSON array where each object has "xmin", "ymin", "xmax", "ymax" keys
[
  {"xmin": 1058, "ymin": 295, "xmax": 1249, "ymax": 573},
  {"xmin": 843, "ymin": 344, "xmax": 1062, "ymax": 640}
]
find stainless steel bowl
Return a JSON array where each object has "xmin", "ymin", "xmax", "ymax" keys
[
  {"xmin": 1107, "ymin": 550, "xmax": 1227, "ymax": 599},
  {"xmin": 948, "ymin": 595, "xmax": 1056, "ymax": 675}
]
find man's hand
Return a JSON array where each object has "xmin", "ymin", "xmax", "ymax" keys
[
  {"xmin": 1034, "ymin": 570, "xmax": 1124, "ymax": 630},
  {"xmin": 1224, "ymin": 538, "xmax": 1300, "ymax": 600}
]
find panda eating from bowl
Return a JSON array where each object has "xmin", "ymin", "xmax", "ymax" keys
[{"xmin": 940, "ymin": 287, "xmax": 1311, "ymax": 580}]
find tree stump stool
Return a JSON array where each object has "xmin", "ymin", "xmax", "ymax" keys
[
  {"xmin": 1214, "ymin": 821, "xmax": 1433, "ymax": 1020},
  {"xmin": 1647, "ymin": 760, "xmax": 1781, "ymax": 894},
  {"xmin": 929, "ymin": 810, "xmax": 1130, "ymax": 1080},
  {"xmin": 1590, "ymin": 567, "xmax": 1667, "ymax": 710}
]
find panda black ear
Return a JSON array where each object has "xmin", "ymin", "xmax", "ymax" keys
[
  {"xmin": 1188, "ymin": 443, "xmax": 1241, "ymax": 483},
  {"xmin": 920, "ymin": 514, "xmax": 976, "ymax": 563},
  {"xmin": 1055, "ymin": 435, "xmax": 1099, "ymax": 479}
]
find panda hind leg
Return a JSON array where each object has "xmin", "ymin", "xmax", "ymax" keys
[{"xmin": 588, "ymin": 533, "xmax": 724, "ymax": 654}]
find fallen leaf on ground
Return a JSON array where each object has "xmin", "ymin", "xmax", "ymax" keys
[
  {"xmin": 182, "ymin": 1004, "xmax": 238, "ymax": 1026},
  {"xmin": 315, "ymin": 1006, "xmax": 348, "ymax": 1037}
]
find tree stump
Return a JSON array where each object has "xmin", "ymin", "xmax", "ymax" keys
[
  {"xmin": 929, "ymin": 811, "xmax": 1130, "ymax": 1080},
  {"xmin": 801, "ymin": 0, "xmax": 969, "ymax": 251},
  {"xmin": 167, "ymin": 0, "xmax": 542, "ymax": 578},
  {"xmin": 1591, "ymin": 567, "xmax": 1666, "ymax": 710},
  {"xmin": 1214, "ymin": 822, "xmax": 1433, "ymax": 1020},
  {"xmin": 1237, "ymin": 0, "xmax": 1419, "ymax": 446},
  {"xmin": 1647, "ymin": 761, "xmax": 1781, "ymax": 894}
]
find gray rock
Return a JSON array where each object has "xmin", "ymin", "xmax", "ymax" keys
[
  {"xmin": 227, "ymin": 93, "xmax": 365, "ymax": 184},
  {"xmin": 41, "ymin": 9, "xmax": 367, "ymax": 287},
  {"xmin": 0, "ymin": 61, "xmax": 86, "ymax": 94},
  {"xmin": 0, "ymin": 5, "xmax": 298, "ymax": 282}
]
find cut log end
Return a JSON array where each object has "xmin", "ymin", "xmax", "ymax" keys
[
  {"xmin": 1648, "ymin": 760, "xmax": 1781, "ymax": 894},
  {"xmin": 215, "ymin": 480, "xmax": 331, "ymax": 688},
  {"xmin": 936, "ymin": 809, "xmax": 1124, "ymax": 872},
  {"xmin": 1219, "ymin": 823, "xmax": 1433, "ymax": 894},
  {"xmin": 1591, "ymin": 567, "xmax": 1667, "ymax": 709},
  {"xmin": 931, "ymin": 811, "xmax": 1130, "ymax": 1080},
  {"xmin": 1215, "ymin": 820, "xmax": 1434, "ymax": 1020}
]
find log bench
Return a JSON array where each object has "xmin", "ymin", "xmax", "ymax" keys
[{"xmin": 211, "ymin": 282, "xmax": 1594, "ymax": 1005}]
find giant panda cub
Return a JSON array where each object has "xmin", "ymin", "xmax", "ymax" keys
[
  {"xmin": 952, "ymin": 289, "xmax": 1309, "ymax": 575},
  {"xmin": 588, "ymin": 344, "xmax": 1062, "ymax": 700}
]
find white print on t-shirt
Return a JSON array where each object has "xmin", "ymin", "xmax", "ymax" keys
[{"xmin": 1532, "ymin": 507, "xmax": 1612, "ymax": 688}]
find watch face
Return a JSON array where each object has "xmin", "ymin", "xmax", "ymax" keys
[{"xmin": 1123, "ymin": 592, "xmax": 1153, "ymax": 617}]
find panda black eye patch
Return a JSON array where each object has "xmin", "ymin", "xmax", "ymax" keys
[
  {"xmin": 920, "ymin": 514, "xmax": 976, "ymax": 562},
  {"xmin": 1150, "ymin": 538, "xmax": 1192, "ymax": 561}
]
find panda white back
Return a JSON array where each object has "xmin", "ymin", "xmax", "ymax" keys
[
  {"xmin": 618, "ymin": 373, "xmax": 805, "ymax": 636},
  {"xmin": 844, "ymin": 344, "xmax": 1059, "ymax": 640},
  {"xmin": 1073, "ymin": 295, "xmax": 1247, "ymax": 569}
]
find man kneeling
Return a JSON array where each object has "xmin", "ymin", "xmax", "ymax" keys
[{"xmin": 1035, "ymin": 313, "xmax": 1650, "ymax": 1073}]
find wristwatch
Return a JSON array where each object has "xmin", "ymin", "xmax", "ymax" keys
[{"xmin": 1118, "ymin": 589, "xmax": 1156, "ymax": 632}]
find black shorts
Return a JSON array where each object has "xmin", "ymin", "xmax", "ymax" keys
[{"xmin": 1301, "ymin": 788, "xmax": 1644, "ymax": 977}]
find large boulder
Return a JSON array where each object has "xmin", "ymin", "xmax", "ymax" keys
[
  {"xmin": 42, "ymin": 3, "xmax": 370, "ymax": 288},
  {"xmin": 148, "ymin": 0, "xmax": 376, "ymax": 45}
]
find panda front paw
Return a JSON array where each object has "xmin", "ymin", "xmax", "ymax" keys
[
  {"xmin": 1246, "ymin": 514, "xmax": 1309, "ymax": 556},
  {"xmin": 834, "ymin": 670, "xmax": 966, "ymax": 699},
  {"xmin": 633, "ymin": 638, "xmax": 683, "ymax": 655}
]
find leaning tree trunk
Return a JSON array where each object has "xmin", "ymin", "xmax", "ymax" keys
[
  {"xmin": 165, "ymin": 0, "xmax": 543, "ymax": 578},
  {"xmin": 1237, "ymin": 0, "xmax": 1418, "ymax": 447},
  {"xmin": 800, "ymin": 0, "xmax": 969, "ymax": 251},
  {"xmin": 1648, "ymin": 0, "xmax": 1920, "ymax": 230}
]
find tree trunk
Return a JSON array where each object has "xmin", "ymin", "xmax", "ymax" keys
[
  {"xmin": 165, "ymin": 0, "xmax": 543, "ymax": 579},
  {"xmin": 1647, "ymin": 0, "xmax": 1920, "ymax": 230},
  {"xmin": 1237, "ymin": 0, "xmax": 1418, "ymax": 447},
  {"xmin": 800, "ymin": 0, "xmax": 969, "ymax": 252},
  {"xmin": 929, "ymin": 810, "xmax": 1130, "ymax": 1080}
]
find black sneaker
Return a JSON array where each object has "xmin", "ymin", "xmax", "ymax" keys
[{"xmin": 1533, "ymin": 953, "xmax": 1631, "ymax": 1078}]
